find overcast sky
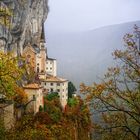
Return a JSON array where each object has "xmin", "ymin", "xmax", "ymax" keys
[
  {"xmin": 44, "ymin": 0, "xmax": 140, "ymax": 87},
  {"xmin": 45, "ymin": 0, "xmax": 140, "ymax": 32}
]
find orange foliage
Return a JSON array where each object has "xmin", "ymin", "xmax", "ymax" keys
[
  {"xmin": 13, "ymin": 86, "xmax": 28, "ymax": 104},
  {"xmin": 80, "ymin": 26, "xmax": 140, "ymax": 140}
]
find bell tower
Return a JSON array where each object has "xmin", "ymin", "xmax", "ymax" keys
[{"xmin": 40, "ymin": 24, "xmax": 46, "ymax": 73}]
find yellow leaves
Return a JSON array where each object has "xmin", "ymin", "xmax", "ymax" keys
[
  {"xmin": 113, "ymin": 50, "xmax": 122, "ymax": 58},
  {"xmin": 80, "ymin": 26, "xmax": 140, "ymax": 139},
  {"xmin": 109, "ymin": 67, "xmax": 120, "ymax": 75},
  {"xmin": 0, "ymin": 5, "xmax": 13, "ymax": 17},
  {"xmin": 85, "ymin": 94, "xmax": 93, "ymax": 102},
  {"xmin": 126, "ymin": 54, "xmax": 133, "ymax": 61},
  {"xmin": 0, "ymin": 4, "xmax": 13, "ymax": 28},
  {"xmin": 80, "ymin": 82, "xmax": 107, "ymax": 103},
  {"xmin": 81, "ymin": 82, "xmax": 106, "ymax": 93},
  {"xmin": 108, "ymin": 79, "xmax": 113, "ymax": 85},
  {"xmin": 0, "ymin": 16, "xmax": 11, "ymax": 28},
  {"xmin": 96, "ymin": 84, "xmax": 106, "ymax": 91},
  {"xmin": 80, "ymin": 83, "xmax": 91, "ymax": 94},
  {"xmin": 127, "ymin": 41, "xmax": 135, "ymax": 47},
  {"xmin": 0, "ymin": 52, "xmax": 23, "ymax": 78},
  {"xmin": 13, "ymin": 86, "xmax": 28, "ymax": 104},
  {"xmin": 0, "ymin": 52, "xmax": 24, "ymax": 98},
  {"xmin": 102, "ymin": 112, "xmax": 110, "ymax": 123},
  {"xmin": 104, "ymin": 67, "xmax": 120, "ymax": 80}
]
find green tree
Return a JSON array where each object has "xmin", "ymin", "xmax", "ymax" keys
[
  {"xmin": 68, "ymin": 81, "xmax": 77, "ymax": 98},
  {"xmin": 80, "ymin": 26, "xmax": 140, "ymax": 140},
  {"xmin": 44, "ymin": 92, "xmax": 59, "ymax": 101},
  {"xmin": 44, "ymin": 93, "xmax": 62, "ymax": 123},
  {"xmin": 39, "ymin": 105, "xmax": 43, "ymax": 112},
  {"xmin": 67, "ymin": 97, "xmax": 78, "ymax": 107}
]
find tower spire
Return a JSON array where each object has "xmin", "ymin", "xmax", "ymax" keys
[{"xmin": 41, "ymin": 23, "xmax": 45, "ymax": 43}]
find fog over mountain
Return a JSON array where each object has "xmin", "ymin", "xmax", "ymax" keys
[{"xmin": 45, "ymin": 21, "xmax": 140, "ymax": 89}]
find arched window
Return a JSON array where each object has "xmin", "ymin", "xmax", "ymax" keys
[
  {"xmin": 27, "ymin": 54, "xmax": 31, "ymax": 63},
  {"xmin": 37, "ymin": 67, "xmax": 39, "ymax": 73}
]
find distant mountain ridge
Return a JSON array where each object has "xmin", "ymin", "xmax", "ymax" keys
[{"xmin": 46, "ymin": 21, "xmax": 140, "ymax": 89}]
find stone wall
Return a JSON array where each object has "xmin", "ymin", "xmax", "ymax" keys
[{"xmin": 0, "ymin": 101, "xmax": 14, "ymax": 129}]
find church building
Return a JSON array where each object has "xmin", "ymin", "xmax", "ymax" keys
[{"xmin": 22, "ymin": 25, "xmax": 68, "ymax": 108}]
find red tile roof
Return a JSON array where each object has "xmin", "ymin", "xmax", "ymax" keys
[
  {"xmin": 41, "ymin": 75, "xmax": 68, "ymax": 83},
  {"xmin": 23, "ymin": 83, "xmax": 42, "ymax": 89}
]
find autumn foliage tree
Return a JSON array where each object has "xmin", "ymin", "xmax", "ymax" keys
[
  {"xmin": 65, "ymin": 96, "xmax": 92, "ymax": 140},
  {"xmin": 13, "ymin": 86, "xmax": 28, "ymax": 105},
  {"xmin": 80, "ymin": 26, "xmax": 140, "ymax": 140},
  {"xmin": 5, "ymin": 94, "xmax": 92, "ymax": 140},
  {"xmin": 0, "ymin": 2, "xmax": 12, "ymax": 28},
  {"xmin": 0, "ymin": 52, "xmax": 24, "ymax": 98}
]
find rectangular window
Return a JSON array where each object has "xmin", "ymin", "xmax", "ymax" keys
[
  {"xmin": 45, "ymin": 82, "xmax": 46, "ymax": 86},
  {"xmin": 57, "ymin": 89, "xmax": 60, "ymax": 92},
  {"xmin": 50, "ymin": 83, "xmax": 53, "ymax": 86},
  {"xmin": 57, "ymin": 83, "xmax": 60, "ymax": 86},
  {"xmin": 51, "ymin": 88, "xmax": 53, "ymax": 92},
  {"xmin": 50, "ymin": 67, "xmax": 52, "ymax": 70}
]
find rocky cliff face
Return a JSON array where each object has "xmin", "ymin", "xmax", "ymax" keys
[{"xmin": 0, "ymin": 0, "xmax": 49, "ymax": 55}]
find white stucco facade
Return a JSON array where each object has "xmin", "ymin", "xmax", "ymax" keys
[
  {"xmin": 35, "ymin": 42, "xmax": 47, "ymax": 74},
  {"xmin": 39, "ymin": 42, "xmax": 46, "ymax": 73},
  {"xmin": 36, "ymin": 52, "xmax": 42, "ymax": 73},
  {"xmin": 46, "ymin": 58, "xmax": 57, "ymax": 76},
  {"xmin": 41, "ymin": 77, "xmax": 68, "ymax": 108}
]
